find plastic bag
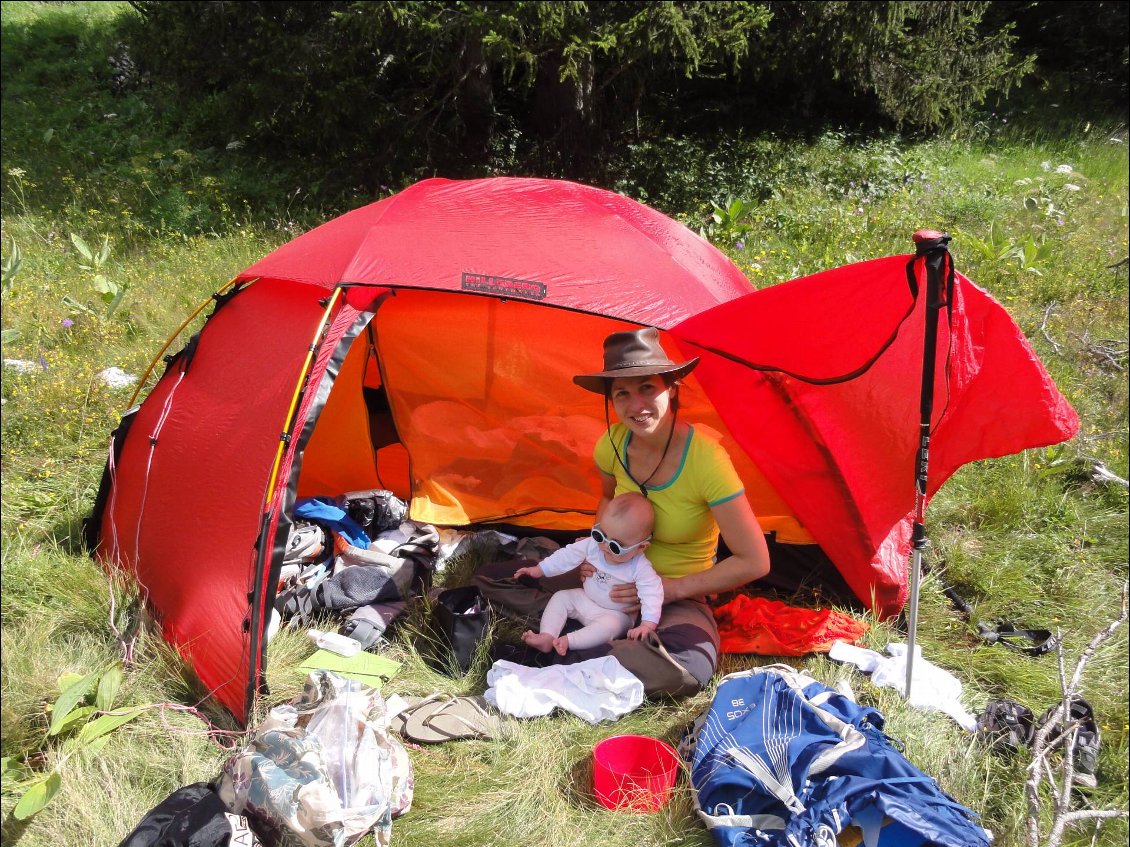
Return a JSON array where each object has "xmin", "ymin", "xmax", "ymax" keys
[{"xmin": 218, "ymin": 671, "xmax": 413, "ymax": 847}]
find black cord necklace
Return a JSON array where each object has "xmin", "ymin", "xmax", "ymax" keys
[{"xmin": 604, "ymin": 398, "xmax": 678, "ymax": 497}]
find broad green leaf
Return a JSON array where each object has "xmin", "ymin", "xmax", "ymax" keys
[
  {"xmin": 50, "ymin": 705, "xmax": 97, "ymax": 737},
  {"xmin": 1, "ymin": 756, "xmax": 27, "ymax": 783},
  {"xmin": 106, "ymin": 288, "xmax": 126, "ymax": 315},
  {"xmin": 96, "ymin": 666, "xmax": 123, "ymax": 712},
  {"xmin": 56, "ymin": 672, "xmax": 84, "ymax": 693},
  {"xmin": 62, "ymin": 294, "xmax": 98, "ymax": 317},
  {"xmin": 95, "ymin": 236, "xmax": 111, "ymax": 266},
  {"xmin": 43, "ymin": 127, "xmax": 54, "ymax": 143},
  {"xmin": 70, "ymin": 233, "xmax": 93, "ymax": 262},
  {"xmin": 48, "ymin": 671, "xmax": 100, "ymax": 735},
  {"xmin": 83, "ymin": 734, "xmax": 113, "ymax": 758},
  {"xmin": 76, "ymin": 708, "xmax": 144, "ymax": 745},
  {"xmin": 0, "ymin": 327, "xmax": 20, "ymax": 344},
  {"xmin": 1, "ymin": 239, "xmax": 21, "ymax": 284},
  {"xmin": 93, "ymin": 274, "xmax": 115, "ymax": 294},
  {"xmin": 13, "ymin": 771, "xmax": 61, "ymax": 820}
]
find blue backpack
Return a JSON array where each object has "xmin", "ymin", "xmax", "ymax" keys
[{"xmin": 686, "ymin": 665, "xmax": 991, "ymax": 847}]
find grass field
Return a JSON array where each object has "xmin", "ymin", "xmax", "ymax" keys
[{"xmin": 2, "ymin": 3, "xmax": 1127, "ymax": 846}]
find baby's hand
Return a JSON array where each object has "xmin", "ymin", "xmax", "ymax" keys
[
  {"xmin": 627, "ymin": 621, "xmax": 657, "ymax": 641},
  {"xmin": 514, "ymin": 565, "xmax": 543, "ymax": 580}
]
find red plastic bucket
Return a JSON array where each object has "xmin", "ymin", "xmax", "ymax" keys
[{"xmin": 592, "ymin": 734, "xmax": 680, "ymax": 812}]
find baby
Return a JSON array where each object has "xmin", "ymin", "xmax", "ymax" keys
[{"xmin": 514, "ymin": 491, "xmax": 663, "ymax": 656}]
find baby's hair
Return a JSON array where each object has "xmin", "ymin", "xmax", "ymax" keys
[{"xmin": 605, "ymin": 491, "xmax": 655, "ymax": 534}]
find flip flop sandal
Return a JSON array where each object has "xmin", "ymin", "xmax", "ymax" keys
[
  {"xmin": 387, "ymin": 694, "xmax": 434, "ymax": 736},
  {"xmin": 403, "ymin": 695, "xmax": 502, "ymax": 744}
]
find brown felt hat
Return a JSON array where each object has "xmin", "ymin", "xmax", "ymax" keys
[{"xmin": 573, "ymin": 328, "xmax": 699, "ymax": 394}]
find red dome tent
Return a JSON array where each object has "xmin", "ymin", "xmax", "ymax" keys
[{"xmin": 89, "ymin": 178, "xmax": 1078, "ymax": 722}]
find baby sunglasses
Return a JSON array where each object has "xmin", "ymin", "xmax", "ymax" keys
[{"xmin": 590, "ymin": 524, "xmax": 652, "ymax": 556}]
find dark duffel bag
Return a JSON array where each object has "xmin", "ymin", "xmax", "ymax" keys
[{"xmin": 422, "ymin": 585, "xmax": 492, "ymax": 675}]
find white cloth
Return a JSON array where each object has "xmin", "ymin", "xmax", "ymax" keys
[
  {"xmin": 829, "ymin": 640, "xmax": 977, "ymax": 730},
  {"xmin": 484, "ymin": 657, "xmax": 644, "ymax": 724},
  {"xmin": 537, "ymin": 537, "xmax": 664, "ymax": 625}
]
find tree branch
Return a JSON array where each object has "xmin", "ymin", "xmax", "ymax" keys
[{"xmin": 1025, "ymin": 582, "xmax": 1128, "ymax": 847}]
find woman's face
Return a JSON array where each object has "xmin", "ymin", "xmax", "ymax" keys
[{"xmin": 609, "ymin": 375, "xmax": 673, "ymax": 438}]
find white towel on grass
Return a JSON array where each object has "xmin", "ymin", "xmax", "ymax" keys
[
  {"xmin": 829, "ymin": 640, "xmax": 978, "ymax": 730},
  {"xmin": 484, "ymin": 657, "xmax": 644, "ymax": 724}
]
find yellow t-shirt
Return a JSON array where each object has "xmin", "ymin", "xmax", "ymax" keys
[{"xmin": 594, "ymin": 424, "xmax": 744, "ymax": 578}]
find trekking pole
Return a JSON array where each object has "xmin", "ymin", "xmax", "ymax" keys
[{"xmin": 904, "ymin": 229, "xmax": 953, "ymax": 700}]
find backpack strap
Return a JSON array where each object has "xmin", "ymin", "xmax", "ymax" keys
[{"xmin": 943, "ymin": 587, "xmax": 1058, "ymax": 656}]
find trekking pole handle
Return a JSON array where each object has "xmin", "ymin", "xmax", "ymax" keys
[{"xmin": 912, "ymin": 229, "xmax": 951, "ymax": 254}]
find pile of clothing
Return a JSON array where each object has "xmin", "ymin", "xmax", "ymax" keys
[{"xmin": 274, "ymin": 490, "xmax": 438, "ymax": 648}]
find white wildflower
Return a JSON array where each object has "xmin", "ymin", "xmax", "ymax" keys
[
  {"xmin": 1055, "ymin": 164, "xmax": 1073, "ymax": 174},
  {"xmin": 1041, "ymin": 161, "xmax": 1052, "ymax": 171},
  {"xmin": 1014, "ymin": 177, "xmax": 1033, "ymax": 186},
  {"xmin": 1063, "ymin": 184, "xmax": 1081, "ymax": 192}
]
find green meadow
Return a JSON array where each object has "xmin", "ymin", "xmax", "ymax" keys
[{"xmin": 2, "ymin": 3, "xmax": 1126, "ymax": 846}]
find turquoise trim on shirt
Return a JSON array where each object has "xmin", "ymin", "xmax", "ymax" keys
[{"xmin": 708, "ymin": 488, "xmax": 745, "ymax": 507}]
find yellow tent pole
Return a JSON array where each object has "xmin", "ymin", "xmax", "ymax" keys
[
  {"xmin": 263, "ymin": 286, "xmax": 344, "ymax": 509},
  {"xmin": 125, "ymin": 276, "xmax": 248, "ymax": 408}
]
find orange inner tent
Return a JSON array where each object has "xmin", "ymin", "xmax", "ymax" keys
[{"xmin": 298, "ymin": 289, "xmax": 810, "ymax": 541}]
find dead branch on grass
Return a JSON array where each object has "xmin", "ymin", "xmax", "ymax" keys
[
  {"xmin": 1040, "ymin": 303, "xmax": 1064, "ymax": 356},
  {"xmin": 1025, "ymin": 582, "xmax": 1129, "ymax": 847}
]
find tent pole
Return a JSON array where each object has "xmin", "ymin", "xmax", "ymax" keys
[{"xmin": 905, "ymin": 229, "xmax": 953, "ymax": 699}]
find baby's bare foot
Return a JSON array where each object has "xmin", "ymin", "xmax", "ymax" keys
[
  {"xmin": 553, "ymin": 635, "xmax": 570, "ymax": 656},
  {"xmin": 522, "ymin": 630, "xmax": 556, "ymax": 653}
]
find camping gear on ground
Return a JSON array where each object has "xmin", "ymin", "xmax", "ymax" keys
[
  {"xmin": 472, "ymin": 572, "xmax": 553, "ymax": 625},
  {"xmin": 686, "ymin": 665, "xmax": 992, "ymax": 847},
  {"xmin": 276, "ymin": 521, "xmax": 435, "ymax": 630},
  {"xmin": 297, "ymin": 650, "xmax": 401, "ymax": 689},
  {"xmin": 829, "ymin": 640, "xmax": 977, "ymax": 730},
  {"xmin": 293, "ymin": 499, "xmax": 370, "ymax": 549},
  {"xmin": 339, "ymin": 602, "xmax": 406, "ymax": 649},
  {"xmin": 306, "ymin": 629, "xmax": 363, "ymax": 657},
  {"xmin": 712, "ymin": 594, "xmax": 869, "ymax": 656},
  {"xmin": 976, "ymin": 698, "xmax": 1036, "ymax": 754},
  {"xmin": 592, "ymin": 735, "xmax": 680, "ymax": 813},
  {"xmin": 421, "ymin": 585, "xmax": 493, "ymax": 675},
  {"xmin": 217, "ymin": 670, "xmax": 412, "ymax": 847},
  {"xmin": 484, "ymin": 656, "xmax": 644, "ymax": 723},
  {"xmin": 340, "ymin": 489, "xmax": 407, "ymax": 537},
  {"xmin": 284, "ymin": 521, "xmax": 329, "ymax": 568},
  {"xmin": 943, "ymin": 586, "xmax": 1059, "ymax": 656},
  {"xmin": 86, "ymin": 177, "xmax": 1078, "ymax": 722},
  {"xmin": 1036, "ymin": 696, "xmax": 1101, "ymax": 789},
  {"xmin": 117, "ymin": 782, "xmax": 261, "ymax": 847},
  {"xmin": 974, "ymin": 696, "xmax": 1100, "ymax": 788}
]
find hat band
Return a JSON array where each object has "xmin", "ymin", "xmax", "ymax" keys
[{"xmin": 610, "ymin": 359, "xmax": 676, "ymax": 370}]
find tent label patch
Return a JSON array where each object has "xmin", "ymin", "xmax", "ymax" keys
[{"xmin": 462, "ymin": 272, "xmax": 546, "ymax": 300}]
